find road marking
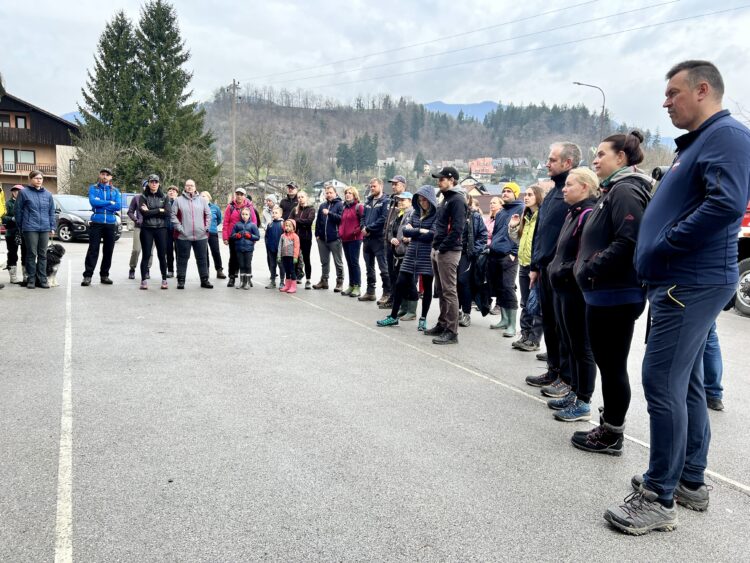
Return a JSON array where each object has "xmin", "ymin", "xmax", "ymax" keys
[
  {"xmin": 292, "ymin": 294, "xmax": 750, "ymax": 496},
  {"xmin": 54, "ymin": 266, "xmax": 73, "ymax": 563}
]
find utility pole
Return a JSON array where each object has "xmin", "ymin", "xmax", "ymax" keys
[
  {"xmin": 573, "ymin": 81, "xmax": 606, "ymax": 141},
  {"xmin": 230, "ymin": 79, "xmax": 238, "ymax": 192}
]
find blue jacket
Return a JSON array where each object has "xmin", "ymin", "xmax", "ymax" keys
[
  {"xmin": 231, "ymin": 220, "xmax": 260, "ymax": 252},
  {"xmin": 636, "ymin": 110, "xmax": 750, "ymax": 285},
  {"xmin": 401, "ymin": 185, "xmax": 438, "ymax": 275},
  {"xmin": 531, "ymin": 171, "xmax": 569, "ymax": 271},
  {"xmin": 315, "ymin": 196, "xmax": 344, "ymax": 242},
  {"xmin": 88, "ymin": 183, "xmax": 121, "ymax": 225},
  {"xmin": 490, "ymin": 199, "xmax": 524, "ymax": 256},
  {"xmin": 208, "ymin": 203, "xmax": 222, "ymax": 234},
  {"xmin": 265, "ymin": 218, "xmax": 284, "ymax": 251},
  {"xmin": 362, "ymin": 192, "xmax": 389, "ymax": 238},
  {"xmin": 16, "ymin": 186, "xmax": 55, "ymax": 232},
  {"xmin": 463, "ymin": 209, "xmax": 489, "ymax": 258}
]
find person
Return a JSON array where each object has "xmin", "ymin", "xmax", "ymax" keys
[
  {"xmin": 545, "ymin": 167, "xmax": 599, "ymax": 422},
  {"xmin": 570, "ymin": 131, "xmax": 653, "ymax": 455},
  {"xmin": 230, "ymin": 207, "xmax": 260, "ymax": 290},
  {"xmin": 386, "ymin": 191, "xmax": 415, "ymax": 317},
  {"xmin": 508, "ymin": 185, "xmax": 545, "ymax": 351},
  {"xmin": 457, "ymin": 194, "xmax": 488, "ymax": 328},
  {"xmin": 280, "ymin": 181, "xmax": 299, "ymax": 220},
  {"xmin": 487, "ymin": 183, "xmax": 524, "ymax": 335},
  {"xmin": 605, "ymin": 61, "xmax": 750, "ymax": 535},
  {"xmin": 381, "ymin": 175, "xmax": 408, "ymax": 309},
  {"xmin": 359, "ymin": 177, "xmax": 391, "ymax": 303},
  {"xmin": 424, "ymin": 167, "xmax": 466, "ymax": 344},
  {"xmin": 127, "ymin": 185, "xmax": 153, "ymax": 280},
  {"xmin": 222, "ymin": 187, "xmax": 256, "ymax": 287},
  {"xmin": 15, "ymin": 170, "xmax": 55, "ymax": 289},
  {"xmin": 525, "ymin": 142, "xmax": 582, "ymax": 400},
  {"xmin": 164, "ymin": 186, "xmax": 179, "ymax": 277},
  {"xmin": 264, "ymin": 206, "xmax": 284, "ymax": 289},
  {"xmin": 171, "ymin": 179, "xmax": 212, "ymax": 289},
  {"xmin": 200, "ymin": 191, "xmax": 226, "ymax": 279},
  {"xmin": 277, "ymin": 219, "xmax": 300, "ymax": 293},
  {"xmin": 339, "ymin": 186, "xmax": 365, "ymax": 298},
  {"xmin": 3, "ymin": 185, "xmax": 26, "ymax": 284},
  {"xmin": 483, "ymin": 197, "xmax": 502, "ymax": 314},
  {"xmin": 291, "ymin": 191, "xmax": 316, "ymax": 288},
  {"xmin": 262, "ymin": 194, "xmax": 278, "ymax": 227},
  {"xmin": 313, "ymin": 184, "xmax": 344, "ymax": 291},
  {"xmin": 81, "ymin": 167, "xmax": 121, "ymax": 286},
  {"xmin": 138, "ymin": 174, "xmax": 170, "ymax": 290},
  {"xmin": 378, "ymin": 186, "xmax": 438, "ymax": 330}
]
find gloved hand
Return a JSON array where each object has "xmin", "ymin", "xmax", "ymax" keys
[
  {"xmin": 15, "ymin": 232, "xmax": 23, "ymax": 245},
  {"xmin": 293, "ymin": 258, "xmax": 298, "ymax": 264},
  {"xmin": 277, "ymin": 257, "xmax": 281, "ymax": 264},
  {"xmin": 244, "ymin": 232, "xmax": 251, "ymax": 239},
  {"xmin": 234, "ymin": 233, "xmax": 242, "ymax": 239}
]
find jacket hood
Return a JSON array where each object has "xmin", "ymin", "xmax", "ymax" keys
[
  {"xmin": 413, "ymin": 185, "xmax": 438, "ymax": 212},
  {"xmin": 602, "ymin": 165, "xmax": 656, "ymax": 191},
  {"xmin": 502, "ymin": 199, "xmax": 525, "ymax": 214}
]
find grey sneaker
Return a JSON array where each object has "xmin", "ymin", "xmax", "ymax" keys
[
  {"xmin": 458, "ymin": 312, "xmax": 471, "ymax": 327},
  {"xmin": 516, "ymin": 339, "xmax": 540, "ymax": 352},
  {"xmin": 604, "ymin": 489, "xmax": 677, "ymax": 535},
  {"xmin": 547, "ymin": 391, "xmax": 576, "ymax": 410},
  {"xmin": 525, "ymin": 371, "xmax": 557, "ymax": 388},
  {"xmin": 541, "ymin": 377, "xmax": 571, "ymax": 398},
  {"xmin": 631, "ymin": 475, "xmax": 710, "ymax": 512}
]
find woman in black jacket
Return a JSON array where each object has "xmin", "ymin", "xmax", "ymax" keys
[
  {"xmin": 571, "ymin": 131, "xmax": 653, "ymax": 455},
  {"xmin": 139, "ymin": 175, "xmax": 170, "ymax": 289},
  {"xmin": 546, "ymin": 167, "xmax": 600, "ymax": 423}
]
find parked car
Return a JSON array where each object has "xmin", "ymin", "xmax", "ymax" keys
[
  {"xmin": 53, "ymin": 194, "xmax": 122, "ymax": 243},
  {"xmin": 735, "ymin": 202, "xmax": 750, "ymax": 317},
  {"xmin": 121, "ymin": 192, "xmax": 138, "ymax": 229}
]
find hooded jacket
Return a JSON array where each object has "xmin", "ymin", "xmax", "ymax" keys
[
  {"xmin": 548, "ymin": 197, "xmax": 598, "ymax": 291},
  {"xmin": 208, "ymin": 203, "xmax": 222, "ymax": 234},
  {"xmin": 401, "ymin": 185, "xmax": 438, "ymax": 275},
  {"xmin": 315, "ymin": 196, "xmax": 343, "ymax": 242},
  {"xmin": 127, "ymin": 194, "xmax": 144, "ymax": 226},
  {"xmin": 530, "ymin": 170, "xmax": 569, "ymax": 271},
  {"xmin": 389, "ymin": 207, "xmax": 414, "ymax": 257},
  {"xmin": 489, "ymin": 199, "xmax": 524, "ymax": 256},
  {"xmin": 139, "ymin": 188, "xmax": 169, "ymax": 229},
  {"xmin": 432, "ymin": 187, "xmax": 467, "ymax": 252},
  {"xmin": 15, "ymin": 185, "xmax": 55, "ymax": 232},
  {"xmin": 88, "ymin": 183, "xmax": 121, "ymax": 225},
  {"xmin": 574, "ymin": 166, "xmax": 652, "ymax": 305},
  {"xmin": 340, "ymin": 200, "xmax": 365, "ymax": 242},
  {"xmin": 509, "ymin": 207, "xmax": 539, "ymax": 266},
  {"xmin": 636, "ymin": 110, "xmax": 750, "ymax": 285},
  {"xmin": 231, "ymin": 219, "xmax": 261, "ymax": 252},
  {"xmin": 223, "ymin": 199, "xmax": 256, "ymax": 242},
  {"xmin": 278, "ymin": 220, "xmax": 301, "ymax": 260},
  {"xmin": 171, "ymin": 191, "xmax": 211, "ymax": 241},
  {"xmin": 462, "ymin": 208, "xmax": 489, "ymax": 258}
]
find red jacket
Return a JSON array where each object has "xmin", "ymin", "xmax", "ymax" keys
[{"xmin": 339, "ymin": 201, "xmax": 364, "ymax": 242}]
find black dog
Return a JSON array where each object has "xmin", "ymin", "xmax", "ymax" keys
[{"xmin": 46, "ymin": 243, "xmax": 66, "ymax": 287}]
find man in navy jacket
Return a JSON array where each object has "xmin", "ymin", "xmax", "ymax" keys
[
  {"xmin": 605, "ymin": 61, "xmax": 750, "ymax": 535},
  {"xmin": 82, "ymin": 167, "xmax": 121, "ymax": 286},
  {"xmin": 358, "ymin": 177, "xmax": 391, "ymax": 302},
  {"xmin": 313, "ymin": 184, "xmax": 344, "ymax": 290}
]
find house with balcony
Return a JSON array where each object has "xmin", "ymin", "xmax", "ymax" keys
[{"xmin": 0, "ymin": 93, "xmax": 79, "ymax": 197}]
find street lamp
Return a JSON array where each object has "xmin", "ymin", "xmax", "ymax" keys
[{"xmin": 573, "ymin": 81, "xmax": 606, "ymax": 141}]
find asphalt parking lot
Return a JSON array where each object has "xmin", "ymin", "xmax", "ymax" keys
[{"xmin": 2, "ymin": 238, "xmax": 749, "ymax": 562}]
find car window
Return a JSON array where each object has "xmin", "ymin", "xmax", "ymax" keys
[{"xmin": 56, "ymin": 196, "xmax": 92, "ymax": 212}]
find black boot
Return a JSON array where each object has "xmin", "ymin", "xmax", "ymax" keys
[
  {"xmin": 201, "ymin": 278, "xmax": 213, "ymax": 289},
  {"xmin": 227, "ymin": 276, "xmax": 235, "ymax": 288}
]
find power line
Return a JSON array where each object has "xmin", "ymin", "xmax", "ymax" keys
[
  {"xmin": 301, "ymin": 5, "xmax": 749, "ymax": 91},
  {"xmin": 240, "ymin": 0, "xmax": 600, "ymax": 82},
  {"xmin": 264, "ymin": 0, "xmax": 679, "ymax": 87}
]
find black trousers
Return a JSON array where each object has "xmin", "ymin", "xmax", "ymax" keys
[
  {"xmin": 237, "ymin": 250, "xmax": 253, "ymax": 274},
  {"xmin": 457, "ymin": 253, "xmax": 473, "ymax": 314},
  {"xmin": 166, "ymin": 230, "xmax": 175, "ymax": 272},
  {"xmin": 295, "ymin": 237, "xmax": 312, "ymax": 280},
  {"xmin": 140, "ymin": 227, "xmax": 168, "ymax": 280},
  {"xmin": 5, "ymin": 226, "xmax": 25, "ymax": 268},
  {"xmin": 489, "ymin": 252, "xmax": 519, "ymax": 308},
  {"xmin": 267, "ymin": 246, "xmax": 279, "ymax": 281},
  {"xmin": 176, "ymin": 238, "xmax": 209, "ymax": 281},
  {"xmin": 555, "ymin": 287, "xmax": 596, "ymax": 402},
  {"xmin": 206, "ymin": 232, "xmax": 223, "ymax": 270},
  {"xmin": 83, "ymin": 222, "xmax": 117, "ymax": 277},
  {"xmin": 539, "ymin": 266, "xmax": 571, "ymax": 382},
  {"xmin": 587, "ymin": 301, "xmax": 646, "ymax": 426},
  {"xmin": 363, "ymin": 236, "xmax": 391, "ymax": 293},
  {"xmin": 228, "ymin": 238, "xmax": 239, "ymax": 277}
]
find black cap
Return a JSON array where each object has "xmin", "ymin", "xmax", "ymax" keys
[
  {"xmin": 99, "ymin": 167, "xmax": 113, "ymax": 175},
  {"xmin": 147, "ymin": 174, "xmax": 160, "ymax": 182},
  {"xmin": 431, "ymin": 166, "xmax": 460, "ymax": 182}
]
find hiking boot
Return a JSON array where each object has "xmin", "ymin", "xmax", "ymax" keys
[
  {"xmin": 81, "ymin": 277, "xmax": 92, "ymax": 287},
  {"xmin": 458, "ymin": 312, "xmax": 471, "ymax": 327},
  {"xmin": 305, "ymin": 281, "xmax": 312, "ymax": 290},
  {"xmin": 177, "ymin": 279, "xmax": 185, "ymax": 289},
  {"xmin": 541, "ymin": 377, "xmax": 572, "ymax": 398},
  {"xmin": 378, "ymin": 300, "xmax": 394, "ymax": 310},
  {"xmin": 376, "ymin": 315, "xmax": 399, "ymax": 327},
  {"xmin": 313, "ymin": 279, "xmax": 328, "ymax": 290},
  {"xmin": 128, "ymin": 269, "xmax": 135, "ymax": 280},
  {"xmin": 516, "ymin": 340, "xmax": 541, "ymax": 352},
  {"xmin": 227, "ymin": 276, "xmax": 235, "ymax": 288},
  {"xmin": 432, "ymin": 330, "xmax": 458, "ymax": 345},
  {"xmin": 358, "ymin": 292, "xmax": 377, "ymax": 302},
  {"xmin": 630, "ymin": 475, "xmax": 710, "ymax": 511},
  {"xmin": 216, "ymin": 269, "xmax": 227, "ymax": 279},
  {"xmin": 707, "ymin": 397, "xmax": 724, "ymax": 411},
  {"xmin": 161, "ymin": 279, "xmax": 168, "ymax": 290},
  {"xmin": 417, "ymin": 317, "xmax": 427, "ymax": 331},
  {"xmin": 266, "ymin": 279, "xmax": 277, "ymax": 289},
  {"xmin": 547, "ymin": 391, "xmax": 576, "ymax": 410},
  {"xmin": 201, "ymin": 279, "xmax": 214, "ymax": 289},
  {"xmin": 536, "ymin": 351, "xmax": 548, "ymax": 362},
  {"xmin": 511, "ymin": 334, "xmax": 528, "ymax": 349},
  {"xmin": 604, "ymin": 489, "xmax": 677, "ymax": 535},
  {"xmin": 423, "ymin": 323, "xmax": 446, "ymax": 336},
  {"xmin": 525, "ymin": 371, "xmax": 557, "ymax": 388},
  {"xmin": 553, "ymin": 399, "xmax": 591, "ymax": 422},
  {"xmin": 100, "ymin": 276, "xmax": 113, "ymax": 285},
  {"xmin": 572, "ymin": 425, "xmax": 624, "ymax": 456},
  {"xmin": 341, "ymin": 286, "xmax": 353, "ymax": 296},
  {"xmin": 333, "ymin": 279, "xmax": 344, "ymax": 292},
  {"xmin": 349, "ymin": 284, "xmax": 360, "ymax": 297},
  {"xmin": 377, "ymin": 292, "xmax": 391, "ymax": 305},
  {"xmin": 140, "ymin": 280, "xmax": 148, "ymax": 290}
]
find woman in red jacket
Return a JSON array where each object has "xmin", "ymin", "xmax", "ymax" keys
[{"xmin": 338, "ymin": 186, "xmax": 365, "ymax": 298}]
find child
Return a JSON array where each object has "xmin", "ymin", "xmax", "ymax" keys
[
  {"xmin": 231, "ymin": 208, "xmax": 260, "ymax": 290},
  {"xmin": 277, "ymin": 219, "xmax": 300, "ymax": 293},
  {"xmin": 264, "ymin": 205, "xmax": 284, "ymax": 288}
]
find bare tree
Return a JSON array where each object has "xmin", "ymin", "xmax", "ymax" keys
[{"xmin": 240, "ymin": 124, "xmax": 278, "ymax": 183}]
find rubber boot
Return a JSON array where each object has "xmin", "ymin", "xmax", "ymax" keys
[
  {"xmin": 243, "ymin": 274, "xmax": 251, "ymax": 290},
  {"xmin": 279, "ymin": 278, "xmax": 289, "ymax": 292},
  {"xmin": 399, "ymin": 300, "xmax": 418, "ymax": 321},
  {"xmin": 490, "ymin": 308, "xmax": 508, "ymax": 330},
  {"xmin": 236, "ymin": 275, "xmax": 245, "ymax": 289},
  {"xmin": 349, "ymin": 285, "xmax": 361, "ymax": 298},
  {"xmin": 9, "ymin": 266, "xmax": 18, "ymax": 284},
  {"xmin": 287, "ymin": 279, "xmax": 297, "ymax": 294},
  {"xmin": 502, "ymin": 308, "xmax": 518, "ymax": 337}
]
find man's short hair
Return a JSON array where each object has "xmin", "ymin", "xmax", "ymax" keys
[
  {"xmin": 551, "ymin": 142, "xmax": 582, "ymax": 168},
  {"xmin": 666, "ymin": 60, "xmax": 724, "ymax": 99},
  {"xmin": 369, "ymin": 177, "xmax": 383, "ymax": 187}
]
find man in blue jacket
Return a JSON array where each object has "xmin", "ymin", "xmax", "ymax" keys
[
  {"xmin": 605, "ymin": 61, "xmax": 750, "ymax": 535},
  {"xmin": 313, "ymin": 184, "xmax": 344, "ymax": 290},
  {"xmin": 82, "ymin": 167, "xmax": 121, "ymax": 286},
  {"xmin": 358, "ymin": 177, "xmax": 391, "ymax": 302}
]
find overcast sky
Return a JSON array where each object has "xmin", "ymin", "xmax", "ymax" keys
[{"xmin": 2, "ymin": 0, "xmax": 748, "ymax": 136}]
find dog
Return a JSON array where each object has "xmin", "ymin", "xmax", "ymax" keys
[{"xmin": 46, "ymin": 243, "xmax": 66, "ymax": 287}]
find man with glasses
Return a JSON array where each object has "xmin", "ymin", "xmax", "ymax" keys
[{"xmin": 82, "ymin": 167, "xmax": 121, "ymax": 286}]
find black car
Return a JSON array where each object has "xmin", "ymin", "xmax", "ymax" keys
[{"xmin": 53, "ymin": 195, "xmax": 122, "ymax": 242}]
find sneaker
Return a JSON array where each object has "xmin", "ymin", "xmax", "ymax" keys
[
  {"xmin": 177, "ymin": 280, "xmax": 185, "ymax": 289},
  {"xmin": 376, "ymin": 316, "xmax": 399, "ymax": 327},
  {"xmin": 553, "ymin": 399, "xmax": 591, "ymax": 422},
  {"xmin": 417, "ymin": 317, "xmax": 427, "ymax": 331},
  {"xmin": 161, "ymin": 279, "xmax": 168, "ymax": 290},
  {"xmin": 201, "ymin": 280, "xmax": 214, "ymax": 289},
  {"xmin": 305, "ymin": 281, "xmax": 312, "ymax": 290},
  {"xmin": 377, "ymin": 293, "xmax": 391, "ymax": 305},
  {"xmin": 378, "ymin": 301, "xmax": 394, "ymax": 310},
  {"xmin": 536, "ymin": 351, "xmax": 548, "ymax": 362},
  {"xmin": 432, "ymin": 330, "xmax": 458, "ymax": 345},
  {"xmin": 423, "ymin": 323, "xmax": 446, "ymax": 336},
  {"xmin": 81, "ymin": 277, "xmax": 92, "ymax": 287},
  {"xmin": 128, "ymin": 269, "xmax": 135, "ymax": 280},
  {"xmin": 140, "ymin": 280, "xmax": 148, "ymax": 290},
  {"xmin": 707, "ymin": 397, "xmax": 724, "ymax": 411},
  {"xmin": 266, "ymin": 280, "xmax": 277, "ymax": 289},
  {"xmin": 571, "ymin": 425, "xmax": 623, "ymax": 456},
  {"xmin": 458, "ymin": 312, "xmax": 471, "ymax": 327},
  {"xmin": 547, "ymin": 391, "xmax": 576, "ymax": 410},
  {"xmin": 630, "ymin": 475, "xmax": 710, "ymax": 511},
  {"xmin": 341, "ymin": 286, "xmax": 353, "ymax": 296},
  {"xmin": 511, "ymin": 335, "xmax": 527, "ymax": 349},
  {"xmin": 604, "ymin": 489, "xmax": 677, "ymax": 535},
  {"xmin": 517, "ymin": 340, "xmax": 541, "ymax": 352},
  {"xmin": 541, "ymin": 377, "xmax": 572, "ymax": 398},
  {"xmin": 525, "ymin": 371, "xmax": 557, "ymax": 388},
  {"xmin": 166, "ymin": 270, "xmax": 174, "ymax": 278}
]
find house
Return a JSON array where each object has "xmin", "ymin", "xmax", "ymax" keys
[
  {"xmin": 0, "ymin": 93, "xmax": 79, "ymax": 196},
  {"xmin": 468, "ymin": 157, "xmax": 495, "ymax": 176}
]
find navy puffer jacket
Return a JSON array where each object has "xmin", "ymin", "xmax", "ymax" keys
[
  {"xmin": 400, "ymin": 185, "xmax": 438, "ymax": 275},
  {"xmin": 16, "ymin": 186, "xmax": 55, "ymax": 232}
]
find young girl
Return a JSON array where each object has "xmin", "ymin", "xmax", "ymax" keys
[
  {"xmin": 277, "ymin": 219, "xmax": 300, "ymax": 293},
  {"xmin": 231, "ymin": 207, "xmax": 260, "ymax": 290}
]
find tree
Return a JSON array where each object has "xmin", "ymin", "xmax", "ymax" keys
[
  {"xmin": 389, "ymin": 113, "xmax": 405, "ymax": 151},
  {"xmin": 384, "ymin": 162, "xmax": 397, "ymax": 181},
  {"xmin": 414, "ymin": 152, "xmax": 427, "ymax": 174},
  {"xmin": 292, "ymin": 150, "xmax": 313, "ymax": 188},
  {"xmin": 652, "ymin": 127, "xmax": 662, "ymax": 148},
  {"xmin": 457, "ymin": 109, "xmax": 465, "ymax": 124},
  {"xmin": 336, "ymin": 143, "xmax": 355, "ymax": 174},
  {"xmin": 240, "ymin": 125, "xmax": 278, "ymax": 183}
]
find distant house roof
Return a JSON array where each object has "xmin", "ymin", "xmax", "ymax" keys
[{"xmin": 0, "ymin": 93, "xmax": 79, "ymax": 130}]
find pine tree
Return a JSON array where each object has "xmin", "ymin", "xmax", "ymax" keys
[
  {"xmin": 414, "ymin": 152, "xmax": 426, "ymax": 174},
  {"xmin": 389, "ymin": 113, "xmax": 405, "ymax": 151}
]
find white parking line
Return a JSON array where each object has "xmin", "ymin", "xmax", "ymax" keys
[
  {"xmin": 54, "ymin": 266, "xmax": 73, "ymax": 563},
  {"xmin": 293, "ymin": 294, "xmax": 750, "ymax": 496}
]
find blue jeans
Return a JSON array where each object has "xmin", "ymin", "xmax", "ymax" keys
[
  {"xmin": 342, "ymin": 240, "xmax": 362, "ymax": 286},
  {"xmin": 642, "ymin": 284, "xmax": 735, "ymax": 501},
  {"xmin": 702, "ymin": 322, "xmax": 723, "ymax": 400}
]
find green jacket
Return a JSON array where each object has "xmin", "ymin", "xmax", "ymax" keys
[{"xmin": 509, "ymin": 208, "xmax": 538, "ymax": 266}]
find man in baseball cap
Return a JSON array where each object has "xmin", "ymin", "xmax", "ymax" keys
[
  {"xmin": 280, "ymin": 181, "xmax": 299, "ymax": 220},
  {"xmin": 379, "ymin": 174, "xmax": 409, "ymax": 308},
  {"xmin": 82, "ymin": 166, "xmax": 121, "ymax": 286},
  {"xmin": 431, "ymin": 167, "xmax": 460, "ymax": 182}
]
